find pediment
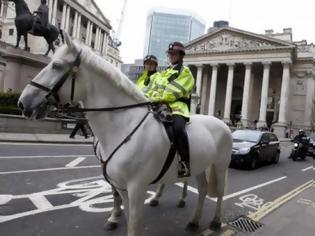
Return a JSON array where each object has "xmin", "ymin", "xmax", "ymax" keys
[{"xmin": 185, "ymin": 27, "xmax": 295, "ymax": 54}]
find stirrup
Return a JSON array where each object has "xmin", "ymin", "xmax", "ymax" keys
[{"xmin": 178, "ymin": 161, "xmax": 190, "ymax": 178}]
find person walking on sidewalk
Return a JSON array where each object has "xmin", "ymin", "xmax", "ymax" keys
[{"xmin": 69, "ymin": 112, "xmax": 89, "ymax": 139}]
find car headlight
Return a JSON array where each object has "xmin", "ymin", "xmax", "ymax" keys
[
  {"xmin": 294, "ymin": 143, "xmax": 299, "ymax": 147},
  {"xmin": 238, "ymin": 147, "xmax": 251, "ymax": 154}
]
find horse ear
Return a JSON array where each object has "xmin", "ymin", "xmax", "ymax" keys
[{"xmin": 64, "ymin": 32, "xmax": 79, "ymax": 54}]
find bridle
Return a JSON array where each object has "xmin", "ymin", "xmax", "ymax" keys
[{"xmin": 28, "ymin": 49, "xmax": 152, "ymax": 190}]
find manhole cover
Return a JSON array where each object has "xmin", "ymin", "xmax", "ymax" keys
[{"xmin": 228, "ymin": 216, "xmax": 263, "ymax": 233}]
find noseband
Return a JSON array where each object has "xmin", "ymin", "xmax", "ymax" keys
[{"xmin": 29, "ymin": 50, "xmax": 82, "ymax": 106}]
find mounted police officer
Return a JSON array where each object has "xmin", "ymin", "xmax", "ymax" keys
[
  {"xmin": 136, "ymin": 55, "xmax": 159, "ymax": 90},
  {"xmin": 30, "ymin": 0, "xmax": 49, "ymax": 34},
  {"xmin": 145, "ymin": 42, "xmax": 194, "ymax": 178}
]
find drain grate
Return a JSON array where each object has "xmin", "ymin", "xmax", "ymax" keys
[{"xmin": 228, "ymin": 215, "xmax": 263, "ymax": 233}]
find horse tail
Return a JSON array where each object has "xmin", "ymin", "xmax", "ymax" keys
[{"xmin": 206, "ymin": 163, "xmax": 229, "ymax": 198}]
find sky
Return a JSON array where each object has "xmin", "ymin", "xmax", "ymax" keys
[{"xmin": 95, "ymin": 0, "xmax": 315, "ymax": 63}]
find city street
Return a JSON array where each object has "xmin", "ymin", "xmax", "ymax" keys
[{"xmin": 0, "ymin": 141, "xmax": 314, "ymax": 236}]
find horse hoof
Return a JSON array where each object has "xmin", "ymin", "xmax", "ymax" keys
[
  {"xmin": 177, "ymin": 200, "xmax": 186, "ymax": 208},
  {"xmin": 186, "ymin": 222, "xmax": 199, "ymax": 231},
  {"xmin": 209, "ymin": 221, "xmax": 222, "ymax": 231},
  {"xmin": 104, "ymin": 221, "xmax": 118, "ymax": 231},
  {"xmin": 149, "ymin": 199, "xmax": 159, "ymax": 207}
]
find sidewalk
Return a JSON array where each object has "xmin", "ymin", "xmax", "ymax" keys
[
  {"xmin": 0, "ymin": 132, "xmax": 93, "ymax": 144},
  {"xmin": 249, "ymin": 183, "xmax": 315, "ymax": 236}
]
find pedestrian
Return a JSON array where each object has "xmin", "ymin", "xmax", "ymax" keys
[{"xmin": 69, "ymin": 113, "xmax": 89, "ymax": 139}]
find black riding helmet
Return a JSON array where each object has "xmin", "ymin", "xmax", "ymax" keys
[
  {"xmin": 143, "ymin": 55, "xmax": 158, "ymax": 66},
  {"xmin": 167, "ymin": 41, "xmax": 186, "ymax": 55}
]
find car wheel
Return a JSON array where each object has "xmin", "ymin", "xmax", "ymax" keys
[
  {"xmin": 273, "ymin": 152, "xmax": 280, "ymax": 164},
  {"xmin": 250, "ymin": 155, "xmax": 258, "ymax": 169}
]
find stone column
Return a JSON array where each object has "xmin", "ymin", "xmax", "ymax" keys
[
  {"xmin": 72, "ymin": 12, "xmax": 78, "ymax": 38},
  {"xmin": 304, "ymin": 72, "xmax": 314, "ymax": 129},
  {"xmin": 102, "ymin": 33, "xmax": 108, "ymax": 55},
  {"xmin": 85, "ymin": 21, "xmax": 91, "ymax": 45},
  {"xmin": 48, "ymin": 0, "xmax": 53, "ymax": 22},
  {"xmin": 61, "ymin": 3, "xmax": 67, "ymax": 29},
  {"xmin": 52, "ymin": 0, "xmax": 58, "ymax": 26},
  {"xmin": 278, "ymin": 62, "xmax": 291, "ymax": 124},
  {"xmin": 99, "ymin": 31, "xmax": 104, "ymax": 52},
  {"xmin": 258, "ymin": 62, "xmax": 271, "ymax": 127},
  {"xmin": 200, "ymin": 70, "xmax": 209, "ymax": 114},
  {"xmin": 223, "ymin": 63, "xmax": 235, "ymax": 122},
  {"xmin": 241, "ymin": 63, "xmax": 252, "ymax": 127},
  {"xmin": 65, "ymin": 5, "xmax": 70, "ymax": 33},
  {"xmin": 76, "ymin": 14, "xmax": 81, "ymax": 39},
  {"xmin": 191, "ymin": 65, "xmax": 203, "ymax": 114},
  {"xmin": 208, "ymin": 64, "xmax": 218, "ymax": 116},
  {"xmin": 89, "ymin": 23, "xmax": 94, "ymax": 46}
]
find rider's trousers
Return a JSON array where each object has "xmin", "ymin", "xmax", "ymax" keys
[{"xmin": 172, "ymin": 115, "xmax": 189, "ymax": 165}]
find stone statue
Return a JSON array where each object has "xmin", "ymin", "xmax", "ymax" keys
[{"xmin": 8, "ymin": 0, "xmax": 62, "ymax": 56}]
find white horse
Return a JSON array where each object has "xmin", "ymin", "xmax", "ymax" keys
[
  {"xmin": 18, "ymin": 33, "xmax": 232, "ymax": 236},
  {"xmin": 94, "ymin": 138, "xmax": 189, "ymax": 230}
]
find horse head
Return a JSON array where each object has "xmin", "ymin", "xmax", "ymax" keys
[{"xmin": 18, "ymin": 33, "xmax": 85, "ymax": 119}]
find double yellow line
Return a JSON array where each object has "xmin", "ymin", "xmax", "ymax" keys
[{"xmin": 200, "ymin": 180, "xmax": 314, "ymax": 236}]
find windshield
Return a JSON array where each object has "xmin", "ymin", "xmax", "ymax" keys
[
  {"xmin": 232, "ymin": 130, "xmax": 261, "ymax": 143},
  {"xmin": 309, "ymin": 133, "xmax": 315, "ymax": 141}
]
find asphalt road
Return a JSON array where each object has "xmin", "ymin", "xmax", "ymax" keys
[{"xmin": 0, "ymin": 142, "xmax": 314, "ymax": 236}]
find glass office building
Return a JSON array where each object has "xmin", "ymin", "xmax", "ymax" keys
[{"xmin": 144, "ymin": 10, "xmax": 205, "ymax": 65}]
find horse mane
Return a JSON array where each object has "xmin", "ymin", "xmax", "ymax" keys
[{"xmin": 55, "ymin": 43, "xmax": 148, "ymax": 103}]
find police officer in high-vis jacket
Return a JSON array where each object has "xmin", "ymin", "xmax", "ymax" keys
[
  {"xmin": 136, "ymin": 55, "xmax": 159, "ymax": 91},
  {"xmin": 145, "ymin": 42, "xmax": 194, "ymax": 178}
]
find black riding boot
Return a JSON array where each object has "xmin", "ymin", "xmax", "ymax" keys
[{"xmin": 173, "ymin": 115, "xmax": 190, "ymax": 178}]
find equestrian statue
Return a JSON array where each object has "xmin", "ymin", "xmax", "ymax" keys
[{"xmin": 8, "ymin": 0, "xmax": 61, "ymax": 55}]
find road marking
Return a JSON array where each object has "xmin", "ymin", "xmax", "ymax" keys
[
  {"xmin": 29, "ymin": 195, "xmax": 53, "ymax": 209},
  {"xmin": 0, "ymin": 142, "xmax": 91, "ymax": 146},
  {"xmin": 223, "ymin": 176, "xmax": 287, "ymax": 201},
  {"xmin": 301, "ymin": 166, "xmax": 314, "ymax": 172},
  {"xmin": 65, "ymin": 157, "xmax": 86, "ymax": 167},
  {"xmin": 0, "ymin": 165, "xmax": 100, "ymax": 175},
  {"xmin": 0, "ymin": 155, "xmax": 95, "ymax": 159},
  {"xmin": 249, "ymin": 180, "xmax": 313, "ymax": 221},
  {"xmin": 176, "ymin": 176, "xmax": 287, "ymax": 202}
]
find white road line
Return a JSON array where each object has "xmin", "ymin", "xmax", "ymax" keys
[
  {"xmin": 222, "ymin": 176, "xmax": 287, "ymax": 201},
  {"xmin": 0, "ymin": 142, "xmax": 91, "ymax": 146},
  {"xmin": 0, "ymin": 155, "xmax": 95, "ymax": 159},
  {"xmin": 65, "ymin": 157, "xmax": 86, "ymax": 167},
  {"xmin": 175, "ymin": 176, "xmax": 287, "ymax": 202},
  {"xmin": 0, "ymin": 165, "xmax": 100, "ymax": 175},
  {"xmin": 28, "ymin": 195, "xmax": 53, "ymax": 210},
  {"xmin": 301, "ymin": 166, "xmax": 314, "ymax": 172}
]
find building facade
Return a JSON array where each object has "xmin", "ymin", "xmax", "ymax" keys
[
  {"xmin": 0, "ymin": 0, "xmax": 122, "ymax": 92},
  {"xmin": 144, "ymin": 9, "xmax": 205, "ymax": 64},
  {"xmin": 185, "ymin": 25, "xmax": 315, "ymax": 137}
]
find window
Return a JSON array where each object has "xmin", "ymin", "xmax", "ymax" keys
[
  {"xmin": 261, "ymin": 134, "xmax": 270, "ymax": 143},
  {"xmin": 0, "ymin": 30, "xmax": 2, "ymax": 39},
  {"xmin": 269, "ymin": 134, "xmax": 278, "ymax": 142},
  {"xmin": 9, "ymin": 29, "xmax": 14, "ymax": 36}
]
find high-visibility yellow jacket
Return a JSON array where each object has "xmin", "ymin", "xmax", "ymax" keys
[
  {"xmin": 145, "ymin": 66, "xmax": 194, "ymax": 118},
  {"xmin": 136, "ymin": 70, "xmax": 158, "ymax": 91}
]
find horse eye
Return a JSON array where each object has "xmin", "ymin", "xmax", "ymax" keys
[{"xmin": 52, "ymin": 62, "xmax": 65, "ymax": 70}]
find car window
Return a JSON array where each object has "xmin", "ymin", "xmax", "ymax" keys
[
  {"xmin": 269, "ymin": 133, "xmax": 278, "ymax": 142},
  {"xmin": 232, "ymin": 130, "xmax": 261, "ymax": 143},
  {"xmin": 261, "ymin": 134, "xmax": 270, "ymax": 143}
]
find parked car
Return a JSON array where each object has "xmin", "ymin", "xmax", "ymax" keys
[{"xmin": 231, "ymin": 130, "xmax": 281, "ymax": 169}]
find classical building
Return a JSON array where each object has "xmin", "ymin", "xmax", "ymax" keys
[
  {"xmin": 0, "ymin": 0, "xmax": 122, "ymax": 92},
  {"xmin": 185, "ymin": 23, "xmax": 315, "ymax": 137}
]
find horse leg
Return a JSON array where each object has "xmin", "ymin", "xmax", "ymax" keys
[
  {"xmin": 15, "ymin": 33, "xmax": 21, "ymax": 48},
  {"xmin": 186, "ymin": 172, "xmax": 207, "ymax": 231},
  {"xmin": 209, "ymin": 166, "xmax": 228, "ymax": 231},
  {"xmin": 23, "ymin": 33, "xmax": 29, "ymax": 51},
  {"xmin": 127, "ymin": 185, "xmax": 146, "ymax": 236},
  {"xmin": 149, "ymin": 184, "xmax": 165, "ymax": 207},
  {"xmin": 104, "ymin": 186, "xmax": 123, "ymax": 231},
  {"xmin": 177, "ymin": 181, "xmax": 188, "ymax": 208},
  {"xmin": 118, "ymin": 189, "xmax": 129, "ymax": 224}
]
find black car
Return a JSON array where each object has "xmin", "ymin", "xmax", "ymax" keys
[
  {"xmin": 307, "ymin": 133, "xmax": 315, "ymax": 156},
  {"xmin": 231, "ymin": 130, "xmax": 281, "ymax": 169}
]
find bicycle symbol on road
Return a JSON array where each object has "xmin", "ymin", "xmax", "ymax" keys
[{"xmin": 0, "ymin": 176, "xmax": 155, "ymax": 223}]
